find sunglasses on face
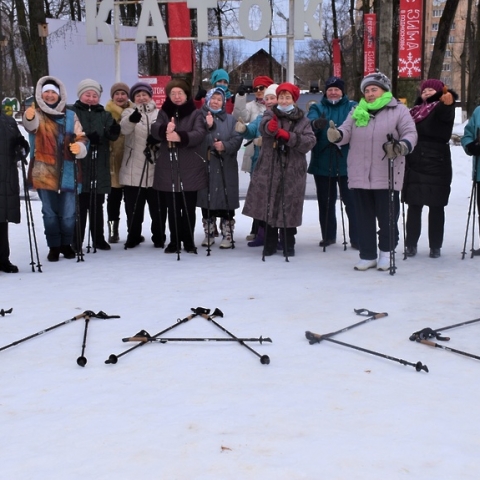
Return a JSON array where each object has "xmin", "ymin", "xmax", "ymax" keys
[{"xmin": 253, "ymin": 85, "xmax": 265, "ymax": 92}]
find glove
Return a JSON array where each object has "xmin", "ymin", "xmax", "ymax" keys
[
  {"xmin": 195, "ymin": 86, "xmax": 207, "ymax": 101},
  {"xmin": 466, "ymin": 141, "xmax": 480, "ymax": 156},
  {"xmin": 109, "ymin": 122, "xmax": 121, "ymax": 136},
  {"xmin": 382, "ymin": 140, "xmax": 409, "ymax": 159},
  {"xmin": 146, "ymin": 134, "xmax": 160, "ymax": 147},
  {"xmin": 253, "ymin": 136, "xmax": 262, "ymax": 147},
  {"xmin": 326, "ymin": 120, "xmax": 342, "ymax": 143},
  {"xmin": 267, "ymin": 116, "xmax": 279, "ymax": 133},
  {"xmin": 69, "ymin": 142, "xmax": 81, "ymax": 156},
  {"xmin": 236, "ymin": 84, "xmax": 248, "ymax": 96},
  {"xmin": 235, "ymin": 118, "xmax": 247, "ymax": 133},
  {"xmin": 312, "ymin": 114, "xmax": 328, "ymax": 131},
  {"xmin": 25, "ymin": 104, "xmax": 36, "ymax": 121},
  {"xmin": 129, "ymin": 108, "xmax": 141, "ymax": 123},
  {"xmin": 16, "ymin": 136, "xmax": 30, "ymax": 156},
  {"xmin": 440, "ymin": 90, "xmax": 454, "ymax": 106},
  {"xmin": 276, "ymin": 129, "xmax": 290, "ymax": 142},
  {"xmin": 87, "ymin": 131, "xmax": 100, "ymax": 145}
]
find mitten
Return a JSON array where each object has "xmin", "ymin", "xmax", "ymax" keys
[
  {"xmin": 312, "ymin": 114, "xmax": 328, "ymax": 130},
  {"xmin": 466, "ymin": 141, "xmax": 480, "ymax": 156},
  {"xmin": 195, "ymin": 86, "xmax": 207, "ymax": 101},
  {"xmin": 326, "ymin": 120, "xmax": 342, "ymax": 143},
  {"xmin": 276, "ymin": 129, "xmax": 290, "ymax": 142},
  {"xmin": 236, "ymin": 84, "xmax": 248, "ymax": 96},
  {"xmin": 16, "ymin": 136, "xmax": 30, "ymax": 156},
  {"xmin": 440, "ymin": 89, "xmax": 454, "ymax": 106},
  {"xmin": 109, "ymin": 122, "xmax": 121, "ymax": 136},
  {"xmin": 267, "ymin": 116, "xmax": 279, "ymax": 133},
  {"xmin": 87, "ymin": 131, "xmax": 100, "ymax": 145},
  {"xmin": 25, "ymin": 104, "xmax": 36, "ymax": 121},
  {"xmin": 235, "ymin": 118, "xmax": 247, "ymax": 133},
  {"xmin": 129, "ymin": 108, "xmax": 141, "ymax": 123},
  {"xmin": 393, "ymin": 141, "xmax": 409, "ymax": 156},
  {"xmin": 69, "ymin": 143, "xmax": 81, "ymax": 156},
  {"xmin": 253, "ymin": 137, "xmax": 262, "ymax": 147},
  {"xmin": 146, "ymin": 134, "xmax": 160, "ymax": 147}
]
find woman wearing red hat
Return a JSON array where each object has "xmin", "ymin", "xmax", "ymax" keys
[
  {"xmin": 403, "ymin": 79, "xmax": 457, "ymax": 259},
  {"xmin": 243, "ymin": 82, "xmax": 316, "ymax": 257}
]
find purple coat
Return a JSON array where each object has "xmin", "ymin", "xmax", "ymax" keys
[{"xmin": 336, "ymin": 98, "xmax": 418, "ymax": 191}]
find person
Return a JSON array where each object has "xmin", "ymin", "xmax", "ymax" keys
[
  {"xmin": 0, "ymin": 110, "xmax": 30, "ymax": 272},
  {"xmin": 151, "ymin": 78, "xmax": 207, "ymax": 254},
  {"xmin": 197, "ymin": 87, "xmax": 243, "ymax": 248},
  {"xmin": 403, "ymin": 79, "xmax": 457, "ymax": 259},
  {"xmin": 307, "ymin": 76, "xmax": 359, "ymax": 249},
  {"xmin": 194, "ymin": 68, "xmax": 234, "ymax": 114},
  {"xmin": 105, "ymin": 82, "xmax": 132, "ymax": 243},
  {"xmin": 327, "ymin": 71, "xmax": 417, "ymax": 271},
  {"xmin": 461, "ymin": 104, "xmax": 480, "ymax": 255},
  {"xmin": 23, "ymin": 76, "xmax": 89, "ymax": 262},
  {"xmin": 119, "ymin": 82, "xmax": 166, "ymax": 250},
  {"xmin": 235, "ymin": 83, "xmax": 278, "ymax": 248},
  {"xmin": 70, "ymin": 79, "xmax": 120, "ymax": 252},
  {"xmin": 242, "ymin": 82, "xmax": 316, "ymax": 257}
]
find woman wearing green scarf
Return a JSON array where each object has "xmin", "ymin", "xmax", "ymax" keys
[{"xmin": 326, "ymin": 71, "xmax": 417, "ymax": 272}]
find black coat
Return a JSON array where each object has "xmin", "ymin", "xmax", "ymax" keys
[
  {"xmin": 403, "ymin": 89, "xmax": 457, "ymax": 207},
  {"xmin": 0, "ymin": 113, "xmax": 27, "ymax": 223}
]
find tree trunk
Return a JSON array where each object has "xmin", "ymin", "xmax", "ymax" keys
[{"xmin": 467, "ymin": 4, "xmax": 480, "ymax": 116}]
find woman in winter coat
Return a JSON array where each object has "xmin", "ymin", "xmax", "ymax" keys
[
  {"xmin": 194, "ymin": 68, "xmax": 234, "ymax": 115},
  {"xmin": 105, "ymin": 82, "xmax": 133, "ymax": 243},
  {"xmin": 403, "ymin": 79, "xmax": 457, "ymax": 259},
  {"xmin": 242, "ymin": 82, "xmax": 316, "ymax": 257},
  {"xmin": 151, "ymin": 78, "xmax": 207, "ymax": 254},
  {"xmin": 307, "ymin": 76, "xmax": 358, "ymax": 250},
  {"xmin": 197, "ymin": 87, "xmax": 243, "ymax": 249},
  {"xmin": 462, "ymin": 105, "xmax": 480, "ymax": 255},
  {"xmin": 0, "ymin": 110, "xmax": 30, "ymax": 272},
  {"xmin": 23, "ymin": 76, "xmax": 89, "ymax": 262},
  {"xmin": 70, "ymin": 78, "xmax": 120, "ymax": 252},
  {"xmin": 327, "ymin": 71, "xmax": 418, "ymax": 271},
  {"xmin": 119, "ymin": 81, "xmax": 166, "ymax": 249}
]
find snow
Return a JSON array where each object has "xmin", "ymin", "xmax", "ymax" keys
[{"xmin": 3, "ymin": 133, "xmax": 480, "ymax": 479}]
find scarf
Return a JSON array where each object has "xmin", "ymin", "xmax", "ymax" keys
[
  {"xmin": 351, "ymin": 92, "xmax": 393, "ymax": 127},
  {"xmin": 410, "ymin": 101, "xmax": 439, "ymax": 123}
]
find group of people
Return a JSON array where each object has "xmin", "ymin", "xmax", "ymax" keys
[{"xmin": 0, "ymin": 66, "xmax": 476, "ymax": 273}]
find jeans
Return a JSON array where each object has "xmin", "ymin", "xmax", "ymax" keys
[{"xmin": 37, "ymin": 189, "xmax": 76, "ymax": 247}]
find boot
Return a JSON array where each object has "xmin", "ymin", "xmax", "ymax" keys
[
  {"xmin": 283, "ymin": 228, "xmax": 296, "ymax": 257},
  {"xmin": 248, "ymin": 226, "xmax": 264, "ymax": 247},
  {"xmin": 263, "ymin": 227, "xmax": 278, "ymax": 256},
  {"xmin": 220, "ymin": 218, "xmax": 235, "ymax": 249},
  {"xmin": 377, "ymin": 250, "xmax": 391, "ymax": 271},
  {"xmin": 201, "ymin": 218, "xmax": 216, "ymax": 247},
  {"xmin": 108, "ymin": 220, "xmax": 120, "ymax": 243},
  {"xmin": 60, "ymin": 245, "xmax": 76, "ymax": 259},
  {"xmin": 47, "ymin": 246, "xmax": 61, "ymax": 262}
]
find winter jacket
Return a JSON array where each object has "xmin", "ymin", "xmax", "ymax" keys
[
  {"xmin": 403, "ymin": 89, "xmax": 457, "ymax": 207},
  {"xmin": 69, "ymin": 101, "xmax": 119, "ymax": 194},
  {"xmin": 0, "ymin": 112, "xmax": 25, "ymax": 223},
  {"xmin": 242, "ymin": 105, "xmax": 316, "ymax": 227},
  {"xmin": 462, "ymin": 105, "xmax": 480, "ymax": 182},
  {"xmin": 105, "ymin": 99, "xmax": 134, "ymax": 188},
  {"xmin": 336, "ymin": 97, "xmax": 418, "ymax": 191},
  {"xmin": 22, "ymin": 75, "xmax": 88, "ymax": 193},
  {"xmin": 242, "ymin": 114, "xmax": 263, "ymax": 172},
  {"xmin": 151, "ymin": 97, "xmax": 207, "ymax": 192},
  {"xmin": 119, "ymin": 99, "xmax": 158, "ymax": 188},
  {"xmin": 196, "ymin": 104, "xmax": 243, "ymax": 210},
  {"xmin": 307, "ymin": 94, "xmax": 357, "ymax": 177}
]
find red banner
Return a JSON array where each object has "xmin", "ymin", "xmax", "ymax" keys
[
  {"xmin": 167, "ymin": 2, "xmax": 193, "ymax": 74},
  {"xmin": 139, "ymin": 76, "xmax": 171, "ymax": 108},
  {"xmin": 398, "ymin": 0, "xmax": 423, "ymax": 78},
  {"xmin": 363, "ymin": 14, "xmax": 376, "ymax": 76},
  {"xmin": 332, "ymin": 38, "xmax": 342, "ymax": 78}
]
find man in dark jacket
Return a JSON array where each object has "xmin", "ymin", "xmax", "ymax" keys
[{"xmin": 0, "ymin": 110, "xmax": 30, "ymax": 272}]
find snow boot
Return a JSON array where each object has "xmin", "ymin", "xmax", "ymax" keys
[
  {"xmin": 220, "ymin": 219, "xmax": 235, "ymax": 249},
  {"xmin": 248, "ymin": 226, "xmax": 264, "ymax": 247},
  {"xmin": 108, "ymin": 220, "xmax": 120, "ymax": 243},
  {"xmin": 354, "ymin": 258, "xmax": 377, "ymax": 271},
  {"xmin": 201, "ymin": 218, "xmax": 216, "ymax": 247},
  {"xmin": 377, "ymin": 250, "xmax": 391, "ymax": 271}
]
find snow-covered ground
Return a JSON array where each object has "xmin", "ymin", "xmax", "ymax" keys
[{"xmin": 2, "ymin": 134, "xmax": 480, "ymax": 479}]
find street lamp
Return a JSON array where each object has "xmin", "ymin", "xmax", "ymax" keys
[{"xmin": 276, "ymin": 0, "xmax": 294, "ymax": 84}]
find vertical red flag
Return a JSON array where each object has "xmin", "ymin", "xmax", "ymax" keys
[
  {"xmin": 332, "ymin": 38, "xmax": 342, "ymax": 78},
  {"xmin": 398, "ymin": 0, "xmax": 423, "ymax": 78},
  {"xmin": 363, "ymin": 14, "xmax": 377, "ymax": 76},
  {"xmin": 167, "ymin": 2, "xmax": 193, "ymax": 74}
]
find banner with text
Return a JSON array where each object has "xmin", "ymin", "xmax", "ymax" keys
[
  {"xmin": 363, "ymin": 14, "xmax": 376, "ymax": 76},
  {"xmin": 398, "ymin": 0, "xmax": 423, "ymax": 78},
  {"xmin": 332, "ymin": 38, "xmax": 342, "ymax": 78}
]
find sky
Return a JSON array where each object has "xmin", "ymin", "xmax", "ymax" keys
[{"xmin": 1, "ymin": 120, "xmax": 480, "ymax": 479}]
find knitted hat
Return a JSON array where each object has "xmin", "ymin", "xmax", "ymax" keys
[
  {"xmin": 165, "ymin": 78, "xmax": 192, "ymax": 99},
  {"xmin": 264, "ymin": 83, "xmax": 279, "ymax": 98},
  {"xmin": 210, "ymin": 69, "xmax": 229, "ymax": 86},
  {"xmin": 324, "ymin": 76, "xmax": 345, "ymax": 94},
  {"xmin": 360, "ymin": 71, "xmax": 391, "ymax": 93},
  {"xmin": 253, "ymin": 76, "xmax": 274, "ymax": 88},
  {"xmin": 110, "ymin": 82, "xmax": 130, "ymax": 99},
  {"xmin": 77, "ymin": 78, "xmax": 103, "ymax": 98},
  {"xmin": 129, "ymin": 81, "xmax": 153, "ymax": 101},
  {"xmin": 420, "ymin": 79, "xmax": 444, "ymax": 93},
  {"xmin": 276, "ymin": 82, "xmax": 300, "ymax": 103},
  {"xmin": 41, "ymin": 83, "xmax": 60, "ymax": 95}
]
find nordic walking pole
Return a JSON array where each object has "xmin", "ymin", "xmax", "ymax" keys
[
  {"xmin": 195, "ymin": 150, "xmax": 213, "ymax": 256},
  {"xmin": 277, "ymin": 142, "xmax": 289, "ymax": 262},
  {"xmin": 168, "ymin": 142, "xmax": 181, "ymax": 260},
  {"xmin": 461, "ymin": 180, "xmax": 476, "ymax": 259},
  {"xmin": 417, "ymin": 339, "xmax": 480, "ymax": 361},
  {"xmin": 401, "ymin": 199, "xmax": 407, "ymax": 260},
  {"xmin": 197, "ymin": 308, "xmax": 271, "ymax": 364},
  {"xmin": 335, "ymin": 152, "xmax": 347, "ymax": 251},
  {"xmin": 305, "ymin": 309, "xmax": 388, "ymax": 344},
  {"xmin": 0, "ymin": 308, "xmax": 13, "ymax": 316},
  {"xmin": 386, "ymin": 134, "xmax": 398, "ymax": 275},
  {"xmin": 76, "ymin": 312, "xmax": 92, "ymax": 367},
  {"xmin": 262, "ymin": 141, "xmax": 277, "ymax": 262},
  {"xmin": 72, "ymin": 135, "xmax": 84, "ymax": 262},
  {"xmin": 319, "ymin": 336, "xmax": 429, "ymax": 372},
  {"xmin": 215, "ymin": 147, "xmax": 235, "ymax": 249},
  {"xmin": 122, "ymin": 335, "xmax": 272, "ymax": 344},
  {"xmin": 105, "ymin": 308, "xmax": 204, "ymax": 364},
  {"xmin": 409, "ymin": 316, "xmax": 480, "ymax": 342},
  {"xmin": 323, "ymin": 150, "xmax": 334, "ymax": 252}
]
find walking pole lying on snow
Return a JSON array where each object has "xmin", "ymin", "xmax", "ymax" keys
[
  {"xmin": 105, "ymin": 308, "xmax": 204, "ymax": 364},
  {"xmin": 416, "ymin": 339, "xmax": 480, "ymax": 362},
  {"xmin": 1, "ymin": 308, "xmax": 13, "ymax": 317},
  {"xmin": 305, "ymin": 308, "xmax": 388, "ymax": 344},
  {"xmin": 196, "ymin": 307, "xmax": 271, "ymax": 364},
  {"xmin": 0, "ymin": 310, "xmax": 119, "ymax": 355},
  {"xmin": 122, "ymin": 334, "xmax": 272, "ymax": 344},
  {"xmin": 409, "ymin": 316, "xmax": 480, "ymax": 342}
]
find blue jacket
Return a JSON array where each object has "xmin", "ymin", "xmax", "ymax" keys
[
  {"xmin": 462, "ymin": 106, "xmax": 480, "ymax": 181},
  {"xmin": 307, "ymin": 94, "xmax": 357, "ymax": 177}
]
